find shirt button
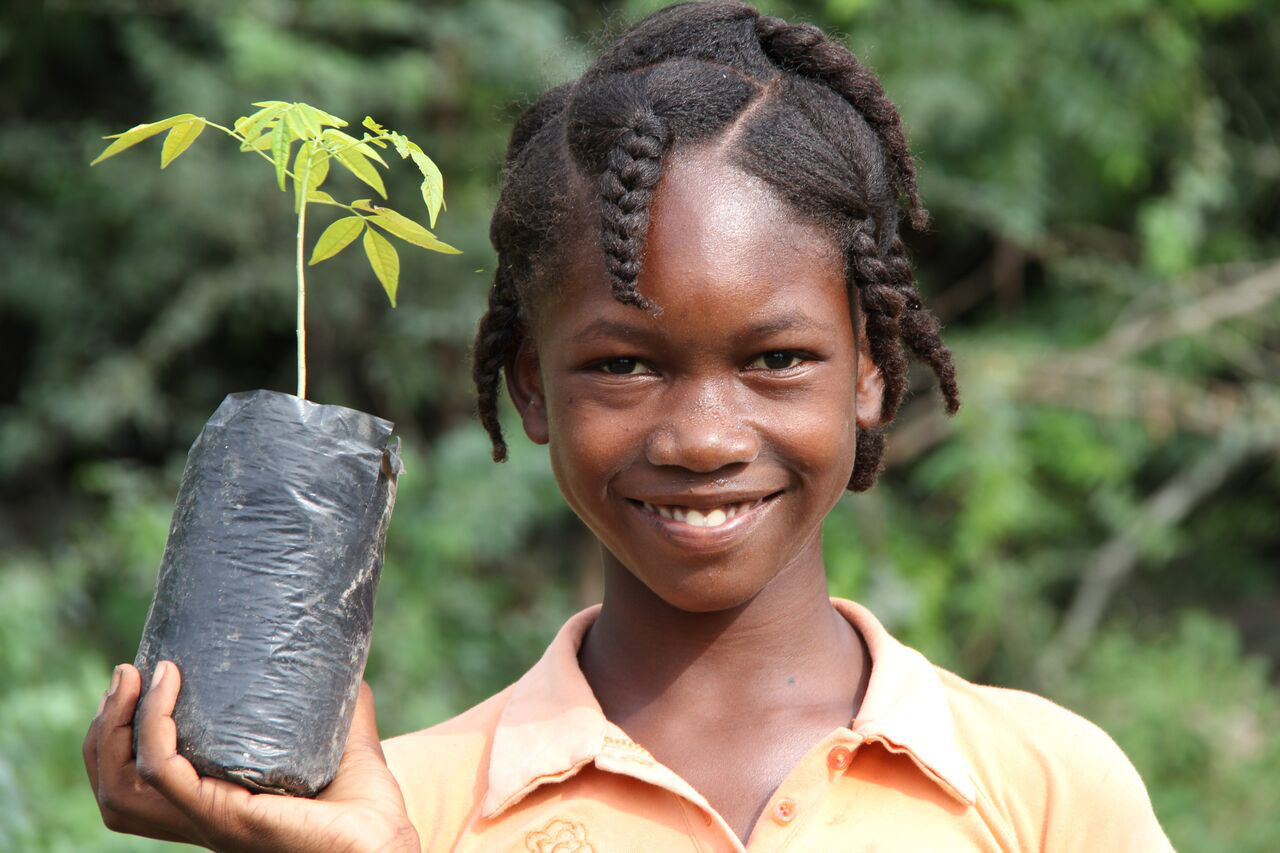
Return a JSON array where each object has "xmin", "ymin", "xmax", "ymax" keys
[
  {"xmin": 772, "ymin": 797, "xmax": 797, "ymax": 824},
  {"xmin": 827, "ymin": 745, "xmax": 853, "ymax": 771}
]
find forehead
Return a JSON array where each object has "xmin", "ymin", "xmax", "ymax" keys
[{"xmin": 537, "ymin": 145, "xmax": 849, "ymax": 342}]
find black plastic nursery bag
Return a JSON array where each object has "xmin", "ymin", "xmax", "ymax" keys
[{"xmin": 133, "ymin": 389, "xmax": 401, "ymax": 796}]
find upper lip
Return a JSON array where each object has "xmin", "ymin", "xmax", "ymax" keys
[{"xmin": 624, "ymin": 489, "xmax": 782, "ymax": 510}]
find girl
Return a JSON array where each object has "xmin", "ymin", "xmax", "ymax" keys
[{"xmin": 83, "ymin": 3, "xmax": 1172, "ymax": 850}]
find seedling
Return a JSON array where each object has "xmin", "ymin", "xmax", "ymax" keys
[{"xmin": 91, "ymin": 101, "xmax": 460, "ymax": 399}]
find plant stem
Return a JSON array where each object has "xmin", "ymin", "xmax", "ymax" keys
[{"xmin": 296, "ymin": 151, "xmax": 313, "ymax": 400}]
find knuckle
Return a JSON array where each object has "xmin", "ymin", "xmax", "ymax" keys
[
  {"xmin": 100, "ymin": 806, "xmax": 128, "ymax": 832},
  {"xmin": 135, "ymin": 756, "xmax": 160, "ymax": 787},
  {"xmin": 97, "ymin": 790, "xmax": 126, "ymax": 821}
]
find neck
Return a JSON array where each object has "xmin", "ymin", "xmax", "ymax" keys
[{"xmin": 579, "ymin": 536, "xmax": 869, "ymax": 727}]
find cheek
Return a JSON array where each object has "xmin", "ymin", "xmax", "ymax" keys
[
  {"xmin": 545, "ymin": 392, "xmax": 644, "ymax": 509},
  {"xmin": 775, "ymin": 376, "xmax": 858, "ymax": 496}
]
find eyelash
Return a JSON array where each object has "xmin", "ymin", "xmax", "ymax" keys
[{"xmin": 591, "ymin": 351, "xmax": 813, "ymax": 376}]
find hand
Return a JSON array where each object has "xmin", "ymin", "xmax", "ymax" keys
[{"xmin": 83, "ymin": 661, "xmax": 420, "ymax": 852}]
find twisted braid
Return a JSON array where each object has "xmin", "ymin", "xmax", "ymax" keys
[
  {"xmin": 473, "ymin": 85, "xmax": 572, "ymax": 461},
  {"xmin": 754, "ymin": 14, "xmax": 928, "ymax": 230},
  {"xmin": 472, "ymin": 264, "xmax": 524, "ymax": 462},
  {"xmin": 845, "ymin": 221, "xmax": 959, "ymax": 491},
  {"xmin": 597, "ymin": 112, "xmax": 671, "ymax": 311}
]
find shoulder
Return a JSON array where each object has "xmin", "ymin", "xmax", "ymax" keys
[
  {"xmin": 381, "ymin": 686, "xmax": 515, "ymax": 848},
  {"xmin": 934, "ymin": 667, "xmax": 1173, "ymax": 852}
]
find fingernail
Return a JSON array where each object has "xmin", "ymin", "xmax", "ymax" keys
[
  {"xmin": 108, "ymin": 666, "xmax": 122, "ymax": 696},
  {"xmin": 150, "ymin": 662, "xmax": 166, "ymax": 690}
]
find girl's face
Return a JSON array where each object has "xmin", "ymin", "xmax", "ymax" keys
[{"xmin": 510, "ymin": 146, "xmax": 883, "ymax": 612}]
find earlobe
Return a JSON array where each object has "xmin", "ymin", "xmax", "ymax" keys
[
  {"xmin": 854, "ymin": 312, "xmax": 885, "ymax": 429},
  {"xmin": 505, "ymin": 339, "xmax": 549, "ymax": 445}
]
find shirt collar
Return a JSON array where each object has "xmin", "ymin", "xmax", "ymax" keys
[{"xmin": 480, "ymin": 598, "xmax": 976, "ymax": 818}]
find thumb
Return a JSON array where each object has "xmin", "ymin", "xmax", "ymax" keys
[{"xmin": 344, "ymin": 681, "xmax": 386, "ymax": 761}]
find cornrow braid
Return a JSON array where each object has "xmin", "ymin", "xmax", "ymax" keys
[
  {"xmin": 474, "ymin": 1, "xmax": 960, "ymax": 493},
  {"xmin": 596, "ymin": 110, "xmax": 670, "ymax": 311},
  {"xmin": 754, "ymin": 13, "xmax": 928, "ymax": 230}
]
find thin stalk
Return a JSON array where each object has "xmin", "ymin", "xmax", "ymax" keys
[{"xmin": 296, "ymin": 149, "xmax": 313, "ymax": 400}]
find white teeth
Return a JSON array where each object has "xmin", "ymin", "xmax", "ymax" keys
[{"xmin": 642, "ymin": 501, "xmax": 758, "ymax": 528}]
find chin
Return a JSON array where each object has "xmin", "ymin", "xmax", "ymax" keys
[{"xmin": 642, "ymin": 571, "xmax": 767, "ymax": 614}]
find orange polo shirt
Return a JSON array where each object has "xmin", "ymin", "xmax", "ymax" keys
[{"xmin": 383, "ymin": 599, "xmax": 1172, "ymax": 851}]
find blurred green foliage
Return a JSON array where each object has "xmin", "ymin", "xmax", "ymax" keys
[{"xmin": 1, "ymin": 1, "xmax": 1277, "ymax": 850}]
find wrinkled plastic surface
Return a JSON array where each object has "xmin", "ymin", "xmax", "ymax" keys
[{"xmin": 133, "ymin": 389, "xmax": 400, "ymax": 797}]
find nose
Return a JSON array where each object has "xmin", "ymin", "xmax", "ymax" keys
[{"xmin": 645, "ymin": 380, "xmax": 759, "ymax": 473}]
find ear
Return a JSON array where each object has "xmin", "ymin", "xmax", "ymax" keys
[
  {"xmin": 505, "ymin": 337, "xmax": 549, "ymax": 445},
  {"xmin": 853, "ymin": 306, "xmax": 884, "ymax": 429}
]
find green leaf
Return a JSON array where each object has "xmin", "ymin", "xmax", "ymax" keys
[
  {"xmin": 321, "ymin": 129, "xmax": 387, "ymax": 167},
  {"xmin": 409, "ymin": 149, "xmax": 445, "ymax": 228},
  {"xmin": 272, "ymin": 125, "xmax": 291, "ymax": 191},
  {"xmin": 309, "ymin": 216, "xmax": 365, "ymax": 265},
  {"xmin": 350, "ymin": 198, "xmax": 375, "ymax": 211},
  {"xmin": 90, "ymin": 114, "xmax": 198, "ymax": 166},
  {"xmin": 389, "ymin": 131, "xmax": 411, "ymax": 159},
  {"xmin": 292, "ymin": 141, "xmax": 330, "ymax": 212},
  {"xmin": 363, "ymin": 227, "xmax": 400, "ymax": 306},
  {"xmin": 240, "ymin": 126, "xmax": 277, "ymax": 152},
  {"xmin": 288, "ymin": 105, "xmax": 322, "ymax": 140},
  {"xmin": 159, "ymin": 119, "xmax": 205, "ymax": 169},
  {"xmin": 335, "ymin": 147, "xmax": 386, "ymax": 198},
  {"xmin": 307, "ymin": 190, "xmax": 339, "ymax": 206},
  {"xmin": 234, "ymin": 104, "xmax": 283, "ymax": 143},
  {"xmin": 296, "ymin": 103, "xmax": 347, "ymax": 130},
  {"xmin": 369, "ymin": 205, "xmax": 461, "ymax": 254}
]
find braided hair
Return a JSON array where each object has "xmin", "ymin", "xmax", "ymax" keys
[{"xmin": 473, "ymin": 1, "xmax": 959, "ymax": 491}]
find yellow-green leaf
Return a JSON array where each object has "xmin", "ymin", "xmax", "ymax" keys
[
  {"xmin": 363, "ymin": 227, "xmax": 400, "ymax": 306},
  {"xmin": 285, "ymin": 105, "xmax": 322, "ymax": 140},
  {"xmin": 235, "ymin": 104, "xmax": 283, "ymax": 143},
  {"xmin": 160, "ymin": 119, "xmax": 204, "ymax": 168},
  {"xmin": 90, "ymin": 114, "xmax": 198, "ymax": 166},
  {"xmin": 309, "ymin": 216, "xmax": 365, "ymax": 265},
  {"xmin": 321, "ymin": 129, "xmax": 387, "ymax": 167},
  {"xmin": 252, "ymin": 100, "xmax": 290, "ymax": 109},
  {"xmin": 335, "ymin": 147, "xmax": 386, "ymax": 198},
  {"xmin": 297, "ymin": 103, "xmax": 347, "ymax": 130},
  {"xmin": 240, "ymin": 126, "xmax": 277, "ymax": 152},
  {"xmin": 272, "ymin": 125, "xmax": 291, "ymax": 191},
  {"xmin": 363, "ymin": 116, "xmax": 387, "ymax": 135},
  {"xmin": 292, "ymin": 141, "xmax": 331, "ymax": 212},
  {"xmin": 307, "ymin": 190, "xmax": 339, "ymax": 206},
  {"xmin": 409, "ymin": 150, "xmax": 444, "ymax": 228},
  {"xmin": 369, "ymin": 206, "xmax": 461, "ymax": 254},
  {"xmin": 350, "ymin": 198, "xmax": 374, "ymax": 211}
]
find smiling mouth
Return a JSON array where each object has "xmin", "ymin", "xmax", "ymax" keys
[{"xmin": 632, "ymin": 493, "xmax": 781, "ymax": 529}]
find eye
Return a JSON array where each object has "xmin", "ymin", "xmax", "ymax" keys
[
  {"xmin": 596, "ymin": 357, "xmax": 653, "ymax": 375},
  {"xmin": 748, "ymin": 351, "xmax": 807, "ymax": 371}
]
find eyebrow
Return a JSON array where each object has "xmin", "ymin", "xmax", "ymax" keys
[
  {"xmin": 741, "ymin": 312, "xmax": 832, "ymax": 337},
  {"xmin": 572, "ymin": 318, "xmax": 663, "ymax": 344},
  {"xmin": 571, "ymin": 311, "xmax": 834, "ymax": 345}
]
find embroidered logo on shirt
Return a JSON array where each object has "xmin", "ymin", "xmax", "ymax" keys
[{"xmin": 525, "ymin": 818, "xmax": 597, "ymax": 853}]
